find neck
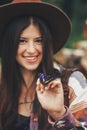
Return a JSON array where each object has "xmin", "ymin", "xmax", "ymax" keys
[{"xmin": 21, "ymin": 69, "xmax": 37, "ymax": 88}]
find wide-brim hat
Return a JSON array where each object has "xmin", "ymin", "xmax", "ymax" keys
[{"xmin": 0, "ymin": 0, "xmax": 71, "ymax": 55}]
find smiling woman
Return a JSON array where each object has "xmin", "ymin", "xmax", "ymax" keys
[
  {"xmin": 0, "ymin": 0, "xmax": 87, "ymax": 130},
  {"xmin": 16, "ymin": 18, "xmax": 43, "ymax": 71}
]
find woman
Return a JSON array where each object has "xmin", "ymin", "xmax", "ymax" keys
[{"xmin": 0, "ymin": 0, "xmax": 87, "ymax": 130}]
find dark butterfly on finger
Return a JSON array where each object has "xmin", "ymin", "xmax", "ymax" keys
[{"xmin": 38, "ymin": 69, "xmax": 61, "ymax": 85}]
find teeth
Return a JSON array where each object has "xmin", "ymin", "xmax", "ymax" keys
[{"xmin": 26, "ymin": 57, "xmax": 36, "ymax": 60}]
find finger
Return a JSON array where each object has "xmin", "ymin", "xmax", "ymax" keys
[
  {"xmin": 36, "ymin": 78, "xmax": 45, "ymax": 93},
  {"xmin": 36, "ymin": 78, "xmax": 40, "ymax": 85},
  {"xmin": 36, "ymin": 78, "xmax": 40, "ymax": 89},
  {"xmin": 47, "ymin": 78, "xmax": 62, "ymax": 89}
]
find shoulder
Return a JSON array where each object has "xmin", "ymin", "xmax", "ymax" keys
[
  {"xmin": 68, "ymin": 70, "xmax": 87, "ymax": 96},
  {"xmin": 69, "ymin": 70, "xmax": 86, "ymax": 82},
  {"xmin": 69, "ymin": 70, "xmax": 87, "ymax": 85}
]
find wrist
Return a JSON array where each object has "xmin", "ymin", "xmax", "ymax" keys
[
  {"xmin": 48, "ymin": 106, "xmax": 66, "ymax": 120},
  {"xmin": 48, "ymin": 106, "xmax": 75, "ymax": 129}
]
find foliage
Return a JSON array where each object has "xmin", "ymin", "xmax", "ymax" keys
[{"xmin": 42, "ymin": 0, "xmax": 87, "ymax": 49}]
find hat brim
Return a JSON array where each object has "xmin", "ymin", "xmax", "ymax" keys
[{"xmin": 0, "ymin": 2, "xmax": 71, "ymax": 55}]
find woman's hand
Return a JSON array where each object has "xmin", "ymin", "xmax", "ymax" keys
[{"xmin": 36, "ymin": 78, "xmax": 66, "ymax": 120}]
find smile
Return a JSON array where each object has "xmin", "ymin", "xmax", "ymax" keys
[{"xmin": 25, "ymin": 56, "xmax": 38, "ymax": 63}]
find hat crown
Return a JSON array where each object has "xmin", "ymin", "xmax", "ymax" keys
[{"xmin": 12, "ymin": 0, "xmax": 41, "ymax": 3}]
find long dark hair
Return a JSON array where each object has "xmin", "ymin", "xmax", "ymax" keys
[{"xmin": 0, "ymin": 16, "xmax": 54, "ymax": 130}]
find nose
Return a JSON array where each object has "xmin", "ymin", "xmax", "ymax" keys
[{"xmin": 26, "ymin": 40, "xmax": 35, "ymax": 53}]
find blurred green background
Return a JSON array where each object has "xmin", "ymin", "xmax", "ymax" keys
[
  {"xmin": 43, "ymin": 0, "xmax": 87, "ymax": 48},
  {"xmin": 0, "ymin": 0, "xmax": 87, "ymax": 49}
]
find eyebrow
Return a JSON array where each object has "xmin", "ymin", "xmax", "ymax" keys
[{"xmin": 20, "ymin": 36, "xmax": 43, "ymax": 40}]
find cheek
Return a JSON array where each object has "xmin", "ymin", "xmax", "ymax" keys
[
  {"xmin": 36, "ymin": 45, "xmax": 43, "ymax": 63},
  {"xmin": 16, "ymin": 46, "xmax": 25, "ymax": 55},
  {"xmin": 38, "ymin": 45, "xmax": 43, "ymax": 53},
  {"xmin": 16, "ymin": 47, "xmax": 24, "ymax": 61},
  {"xmin": 39, "ymin": 47, "xmax": 43, "ymax": 59}
]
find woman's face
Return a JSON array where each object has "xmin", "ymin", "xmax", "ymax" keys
[{"xmin": 16, "ymin": 23, "xmax": 43, "ymax": 71}]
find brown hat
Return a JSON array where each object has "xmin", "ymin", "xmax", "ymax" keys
[{"xmin": 0, "ymin": 0, "xmax": 71, "ymax": 55}]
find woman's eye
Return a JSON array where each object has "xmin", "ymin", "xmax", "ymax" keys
[
  {"xmin": 19, "ymin": 38, "xmax": 27, "ymax": 44},
  {"xmin": 35, "ymin": 39, "xmax": 43, "ymax": 44}
]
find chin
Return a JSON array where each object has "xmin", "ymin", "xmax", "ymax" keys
[{"xmin": 26, "ymin": 65, "xmax": 39, "ymax": 71}]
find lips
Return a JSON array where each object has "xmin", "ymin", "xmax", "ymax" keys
[{"xmin": 24, "ymin": 55, "xmax": 38, "ymax": 63}]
